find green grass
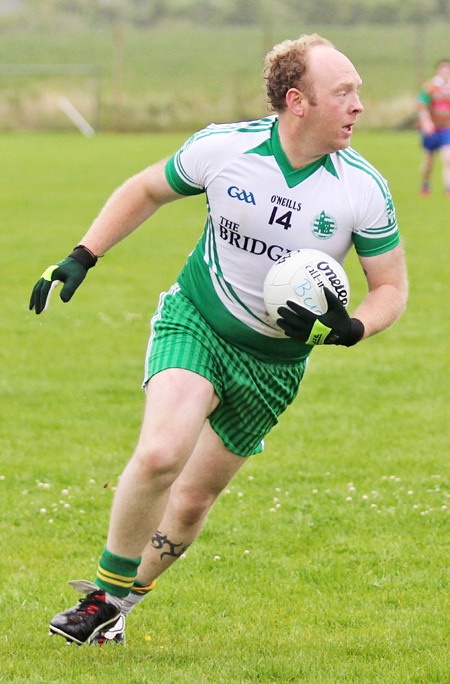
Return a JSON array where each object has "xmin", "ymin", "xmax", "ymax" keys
[
  {"xmin": 1, "ymin": 130, "xmax": 449, "ymax": 682},
  {"xmin": 0, "ymin": 22, "xmax": 449, "ymax": 130}
]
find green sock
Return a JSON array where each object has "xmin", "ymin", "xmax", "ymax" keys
[{"xmin": 95, "ymin": 546, "xmax": 141, "ymax": 598}]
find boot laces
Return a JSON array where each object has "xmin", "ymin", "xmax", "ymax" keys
[{"xmin": 75, "ymin": 592, "xmax": 105, "ymax": 617}]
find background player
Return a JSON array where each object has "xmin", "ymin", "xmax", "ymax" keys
[
  {"xmin": 29, "ymin": 33, "xmax": 408, "ymax": 646},
  {"xmin": 417, "ymin": 59, "xmax": 450, "ymax": 196}
]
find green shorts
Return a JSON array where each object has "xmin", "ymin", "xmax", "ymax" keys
[{"xmin": 143, "ymin": 285, "xmax": 307, "ymax": 457}]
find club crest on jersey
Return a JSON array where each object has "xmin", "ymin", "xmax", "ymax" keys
[
  {"xmin": 228, "ymin": 186, "xmax": 256, "ymax": 205},
  {"xmin": 311, "ymin": 211, "xmax": 338, "ymax": 239},
  {"xmin": 385, "ymin": 191, "xmax": 396, "ymax": 222}
]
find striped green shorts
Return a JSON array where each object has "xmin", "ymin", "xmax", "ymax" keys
[{"xmin": 143, "ymin": 285, "xmax": 307, "ymax": 457}]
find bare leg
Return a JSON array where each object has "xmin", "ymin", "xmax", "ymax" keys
[
  {"xmin": 421, "ymin": 150, "xmax": 434, "ymax": 188},
  {"xmin": 106, "ymin": 368, "xmax": 219, "ymax": 559},
  {"xmin": 440, "ymin": 144, "xmax": 450, "ymax": 191},
  {"xmin": 135, "ymin": 420, "xmax": 246, "ymax": 584}
]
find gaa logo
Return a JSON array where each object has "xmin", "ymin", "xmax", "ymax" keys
[
  {"xmin": 311, "ymin": 211, "xmax": 338, "ymax": 239},
  {"xmin": 227, "ymin": 185, "xmax": 256, "ymax": 205}
]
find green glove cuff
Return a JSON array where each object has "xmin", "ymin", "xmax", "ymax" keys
[
  {"xmin": 343, "ymin": 318, "xmax": 365, "ymax": 347},
  {"xmin": 69, "ymin": 245, "xmax": 98, "ymax": 270}
]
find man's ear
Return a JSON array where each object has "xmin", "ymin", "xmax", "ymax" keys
[{"xmin": 285, "ymin": 88, "xmax": 306, "ymax": 117}]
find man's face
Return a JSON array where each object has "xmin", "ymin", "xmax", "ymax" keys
[
  {"xmin": 437, "ymin": 62, "xmax": 450, "ymax": 80},
  {"xmin": 301, "ymin": 46, "xmax": 364, "ymax": 154}
]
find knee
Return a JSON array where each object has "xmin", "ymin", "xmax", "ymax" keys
[
  {"xmin": 131, "ymin": 439, "xmax": 186, "ymax": 487},
  {"xmin": 169, "ymin": 485, "xmax": 217, "ymax": 528}
]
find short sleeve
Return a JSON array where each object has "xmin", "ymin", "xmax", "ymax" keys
[
  {"xmin": 164, "ymin": 127, "xmax": 221, "ymax": 196},
  {"xmin": 352, "ymin": 177, "xmax": 400, "ymax": 257},
  {"xmin": 417, "ymin": 83, "xmax": 432, "ymax": 107}
]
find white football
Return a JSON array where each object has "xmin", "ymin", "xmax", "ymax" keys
[{"xmin": 263, "ymin": 249, "xmax": 350, "ymax": 323}]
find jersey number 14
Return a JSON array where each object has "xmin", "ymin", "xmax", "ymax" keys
[{"xmin": 268, "ymin": 207, "xmax": 292, "ymax": 231}]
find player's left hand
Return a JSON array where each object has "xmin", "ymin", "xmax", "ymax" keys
[
  {"xmin": 277, "ymin": 287, "xmax": 365, "ymax": 346},
  {"xmin": 29, "ymin": 245, "xmax": 98, "ymax": 314}
]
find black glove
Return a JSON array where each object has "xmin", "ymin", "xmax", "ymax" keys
[
  {"xmin": 29, "ymin": 245, "xmax": 98, "ymax": 315},
  {"xmin": 277, "ymin": 287, "xmax": 364, "ymax": 346}
]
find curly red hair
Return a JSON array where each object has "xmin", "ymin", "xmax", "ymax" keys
[{"xmin": 263, "ymin": 34, "xmax": 334, "ymax": 111}]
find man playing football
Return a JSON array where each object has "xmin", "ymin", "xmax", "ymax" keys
[{"xmin": 30, "ymin": 33, "xmax": 407, "ymax": 646}]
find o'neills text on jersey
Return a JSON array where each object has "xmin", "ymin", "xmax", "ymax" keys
[{"xmin": 270, "ymin": 195, "xmax": 302, "ymax": 211}]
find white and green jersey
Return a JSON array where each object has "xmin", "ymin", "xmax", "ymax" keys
[{"xmin": 165, "ymin": 116, "xmax": 399, "ymax": 361}]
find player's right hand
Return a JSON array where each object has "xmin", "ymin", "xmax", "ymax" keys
[
  {"xmin": 277, "ymin": 287, "xmax": 365, "ymax": 347},
  {"xmin": 29, "ymin": 245, "xmax": 98, "ymax": 314}
]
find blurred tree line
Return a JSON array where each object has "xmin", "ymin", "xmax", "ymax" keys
[
  {"xmin": 1, "ymin": 0, "xmax": 448, "ymax": 131},
  {"xmin": 10, "ymin": 0, "xmax": 450, "ymax": 28}
]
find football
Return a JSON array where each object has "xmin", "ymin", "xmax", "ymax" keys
[{"xmin": 263, "ymin": 249, "xmax": 350, "ymax": 323}]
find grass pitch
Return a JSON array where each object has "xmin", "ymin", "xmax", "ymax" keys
[{"xmin": 0, "ymin": 130, "xmax": 449, "ymax": 683}]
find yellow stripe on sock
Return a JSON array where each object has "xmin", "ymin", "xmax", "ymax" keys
[
  {"xmin": 132, "ymin": 580, "xmax": 157, "ymax": 594},
  {"xmin": 96, "ymin": 568, "xmax": 135, "ymax": 589},
  {"xmin": 97, "ymin": 566, "xmax": 137, "ymax": 582},
  {"xmin": 96, "ymin": 574, "xmax": 134, "ymax": 589}
]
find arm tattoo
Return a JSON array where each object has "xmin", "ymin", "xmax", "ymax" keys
[{"xmin": 151, "ymin": 529, "xmax": 190, "ymax": 561}]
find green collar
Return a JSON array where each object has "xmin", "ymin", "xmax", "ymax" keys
[{"xmin": 245, "ymin": 119, "xmax": 338, "ymax": 188}]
